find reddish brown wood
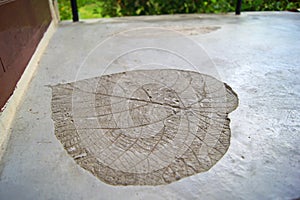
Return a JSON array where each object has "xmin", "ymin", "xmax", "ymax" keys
[{"xmin": 0, "ymin": 0, "xmax": 51, "ymax": 110}]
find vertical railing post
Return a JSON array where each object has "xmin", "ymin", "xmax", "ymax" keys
[
  {"xmin": 235, "ymin": 0, "xmax": 242, "ymax": 15},
  {"xmin": 70, "ymin": 0, "xmax": 79, "ymax": 22}
]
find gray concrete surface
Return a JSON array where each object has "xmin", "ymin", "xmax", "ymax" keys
[{"xmin": 0, "ymin": 12, "xmax": 299, "ymax": 199}]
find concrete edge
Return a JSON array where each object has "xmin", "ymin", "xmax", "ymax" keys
[
  {"xmin": 0, "ymin": 20, "xmax": 57, "ymax": 161},
  {"xmin": 58, "ymin": 11, "xmax": 296, "ymax": 25},
  {"xmin": 59, "ymin": 13, "xmax": 239, "ymax": 25}
]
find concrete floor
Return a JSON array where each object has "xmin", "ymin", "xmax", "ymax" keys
[{"xmin": 0, "ymin": 12, "xmax": 300, "ymax": 199}]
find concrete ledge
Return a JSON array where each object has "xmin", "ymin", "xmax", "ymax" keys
[{"xmin": 0, "ymin": 20, "xmax": 57, "ymax": 161}]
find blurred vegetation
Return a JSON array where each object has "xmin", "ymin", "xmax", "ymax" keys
[{"xmin": 58, "ymin": 0, "xmax": 300, "ymax": 20}]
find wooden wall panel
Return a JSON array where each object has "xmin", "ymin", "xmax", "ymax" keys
[{"xmin": 0, "ymin": 0, "xmax": 51, "ymax": 109}]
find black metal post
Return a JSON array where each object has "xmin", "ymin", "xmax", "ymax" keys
[
  {"xmin": 70, "ymin": 0, "xmax": 79, "ymax": 22},
  {"xmin": 235, "ymin": 0, "xmax": 242, "ymax": 15}
]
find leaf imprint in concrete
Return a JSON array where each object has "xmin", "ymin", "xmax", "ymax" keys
[{"xmin": 51, "ymin": 69, "xmax": 238, "ymax": 185}]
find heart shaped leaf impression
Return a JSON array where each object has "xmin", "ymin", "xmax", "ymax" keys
[{"xmin": 51, "ymin": 69, "xmax": 238, "ymax": 185}]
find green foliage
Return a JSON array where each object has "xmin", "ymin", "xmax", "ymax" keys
[
  {"xmin": 99, "ymin": 0, "xmax": 236, "ymax": 16},
  {"xmin": 58, "ymin": 0, "xmax": 72, "ymax": 20},
  {"xmin": 242, "ymin": 0, "xmax": 299, "ymax": 11},
  {"xmin": 57, "ymin": 0, "xmax": 300, "ymax": 20},
  {"xmin": 78, "ymin": 2, "xmax": 105, "ymax": 19}
]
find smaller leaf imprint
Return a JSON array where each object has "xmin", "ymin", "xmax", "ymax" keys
[{"xmin": 51, "ymin": 69, "xmax": 238, "ymax": 185}]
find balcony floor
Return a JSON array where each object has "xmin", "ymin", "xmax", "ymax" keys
[{"xmin": 0, "ymin": 12, "xmax": 300, "ymax": 200}]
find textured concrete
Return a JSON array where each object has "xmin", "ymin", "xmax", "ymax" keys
[
  {"xmin": 51, "ymin": 69, "xmax": 238, "ymax": 185},
  {"xmin": 0, "ymin": 12, "xmax": 300, "ymax": 199}
]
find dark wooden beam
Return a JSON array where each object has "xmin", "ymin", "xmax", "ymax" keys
[
  {"xmin": 70, "ymin": 0, "xmax": 79, "ymax": 22},
  {"xmin": 236, "ymin": 0, "xmax": 242, "ymax": 15}
]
